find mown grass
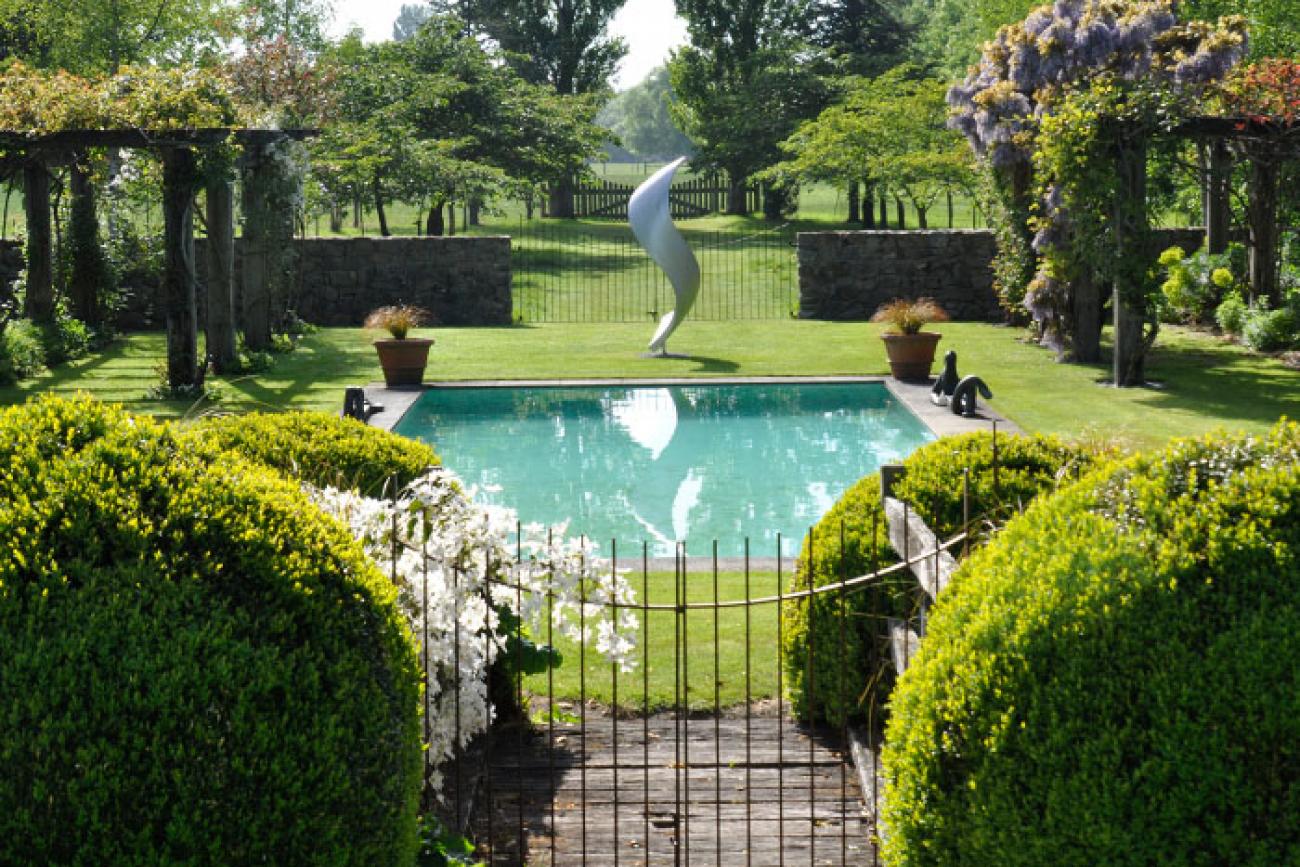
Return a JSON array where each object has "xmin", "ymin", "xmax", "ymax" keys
[
  {"xmin": 2, "ymin": 322, "xmax": 1296, "ymax": 452},
  {"xmin": 522, "ymin": 569, "xmax": 790, "ymax": 711}
]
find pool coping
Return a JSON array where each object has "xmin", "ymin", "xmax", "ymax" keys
[{"xmin": 364, "ymin": 376, "xmax": 1022, "ymax": 438}]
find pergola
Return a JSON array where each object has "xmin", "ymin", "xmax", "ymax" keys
[
  {"xmin": 1180, "ymin": 115, "xmax": 1300, "ymax": 304},
  {"xmin": 1049, "ymin": 114, "xmax": 1299, "ymax": 386},
  {"xmin": 0, "ymin": 128, "xmax": 315, "ymax": 389}
]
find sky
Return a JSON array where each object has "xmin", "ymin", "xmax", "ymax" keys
[{"xmin": 328, "ymin": 0, "xmax": 688, "ymax": 90}]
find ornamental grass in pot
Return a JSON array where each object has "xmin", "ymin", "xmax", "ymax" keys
[
  {"xmin": 872, "ymin": 297, "xmax": 948, "ymax": 382},
  {"xmin": 366, "ymin": 304, "xmax": 433, "ymax": 387}
]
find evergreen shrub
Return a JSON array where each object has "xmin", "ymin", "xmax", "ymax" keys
[
  {"xmin": 0, "ymin": 396, "xmax": 422, "ymax": 865},
  {"xmin": 883, "ymin": 423, "xmax": 1300, "ymax": 866},
  {"xmin": 0, "ymin": 318, "xmax": 47, "ymax": 382},
  {"xmin": 782, "ymin": 431, "xmax": 1097, "ymax": 724},
  {"xmin": 191, "ymin": 410, "xmax": 439, "ymax": 495}
]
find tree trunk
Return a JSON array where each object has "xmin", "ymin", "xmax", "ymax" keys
[
  {"xmin": 1112, "ymin": 137, "xmax": 1150, "ymax": 387},
  {"xmin": 847, "ymin": 180, "xmax": 860, "ymax": 224},
  {"xmin": 373, "ymin": 175, "xmax": 390, "ymax": 237},
  {"xmin": 1247, "ymin": 150, "xmax": 1280, "ymax": 306},
  {"xmin": 895, "ymin": 196, "xmax": 905, "ymax": 229},
  {"xmin": 916, "ymin": 204, "xmax": 928, "ymax": 229},
  {"xmin": 548, "ymin": 176, "xmax": 575, "ymax": 219},
  {"xmin": 861, "ymin": 180, "xmax": 874, "ymax": 228},
  {"xmin": 448, "ymin": 203, "xmax": 456, "ymax": 236},
  {"xmin": 67, "ymin": 156, "xmax": 103, "ymax": 328},
  {"xmin": 22, "ymin": 159, "xmax": 53, "ymax": 323},
  {"xmin": 946, "ymin": 190, "xmax": 954, "ymax": 228},
  {"xmin": 1070, "ymin": 265, "xmax": 1103, "ymax": 363},
  {"xmin": 427, "ymin": 203, "xmax": 445, "ymax": 236},
  {"xmin": 762, "ymin": 182, "xmax": 787, "ymax": 221},
  {"xmin": 329, "ymin": 201, "xmax": 344, "ymax": 234},
  {"xmin": 726, "ymin": 174, "xmax": 748, "ymax": 216},
  {"xmin": 524, "ymin": 192, "xmax": 535, "ymax": 220},
  {"xmin": 468, "ymin": 197, "xmax": 481, "ymax": 226},
  {"xmin": 161, "ymin": 148, "xmax": 199, "ymax": 389},
  {"xmin": 878, "ymin": 191, "xmax": 888, "ymax": 228},
  {"xmin": 205, "ymin": 175, "xmax": 238, "ymax": 373}
]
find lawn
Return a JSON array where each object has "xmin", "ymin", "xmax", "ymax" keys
[
  {"xmin": 2, "ymin": 321, "xmax": 1296, "ymax": 450},
  {"xmin": 522, "ymin": 568, "xmax": 787, "ymax": 711}
]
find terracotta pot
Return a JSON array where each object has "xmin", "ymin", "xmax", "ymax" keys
[
  {"xmin": 373, "ymin": 338, "xmax": 433, "ymax": 387},
  {"xmin": 881, "ymin": 331, "xmax": 942, "ymax": 382}
]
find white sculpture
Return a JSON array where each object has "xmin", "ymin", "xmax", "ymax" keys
[{"xmin": 628, "ymin": 157, "xmax": 701, "ymax": 356}]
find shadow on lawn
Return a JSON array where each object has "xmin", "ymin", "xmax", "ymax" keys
[{"xmin": 1088, "ymin": 337, "xmax": 1300, "ymax": 429}]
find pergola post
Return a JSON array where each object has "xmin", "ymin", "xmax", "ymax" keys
[
  {"xmin": 161, "ymin": 146, "xmax": 200, "ymax": 389},
  {"xmin": 1112, "ymin": 135, "xmax": 1149, "ymax": 387},
  {"xmin": 1205, "ymin": 139, "xmax": 1231, "ymax": 255},
  {"xmin": 1246, "ymin": 149, "xmax": 1281, "ymax": 306},
  {"xmin": 205, "ymin": 170, "xmax": 238, "ymax": 373},
  {"xmin": 240, "ymin": 143, "xmax": 272, "ymax": 351},
  {"xmin": 22, "ymin": 157, "xmax": 54, "ymax": 323}
]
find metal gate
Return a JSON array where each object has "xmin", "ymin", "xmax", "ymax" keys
[{"xmin": 414, "ymin": 522, "xmax": 963, "ymax": 866}]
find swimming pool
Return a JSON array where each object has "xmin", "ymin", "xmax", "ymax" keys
[{"xmin": 393, "ymin": 381, "xmax": 933, "ymax": 557}]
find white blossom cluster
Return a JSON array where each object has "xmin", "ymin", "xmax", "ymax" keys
[{"xmin": 307, "ymin": 467, "xmax": 638, "ymax": 796}]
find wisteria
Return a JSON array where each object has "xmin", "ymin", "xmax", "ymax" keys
[
  {"xmin": 947, "ymin": 0, "xmax": 1247, "ymax": 349},
  {"xmin": 948, "ymin": 0, "xmax": 1245, "ymax": 165},
  {"xmin": 309, "ymin": 467, "xmax": 638, "ymax": 797}
]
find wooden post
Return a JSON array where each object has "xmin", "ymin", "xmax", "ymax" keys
[
  {"xmin": 1070, "ymin": 263, "xmax": 1102, "ymax": 363},
  {"xmin": 1246, "ymin": 149, "xmax": 1280, "ymax": 306},
  {"xmin": 205, "ymin": 172, "xmax": 238, "ymax": 373},
  {"xmin": 1112, "ymin": 136, "xmax": 1149, "ymax": 388},
  {"xmin": 22, "ymin": 158, "xmax": 54, "ymax": 323},
  {"xmin": 1205, "ymin": 139, "xmax": 1232, "ymax": 254},
  {"xmin": 67, "ymin": 154, "xmax": 104, "ymax": 327},
  {"xmin": 161, "ymin": 147, "xmax": 200, "ymax": 389},
  {"xmin": 240, "ymin": 144, "xmax": 272, "ymax": 351}
]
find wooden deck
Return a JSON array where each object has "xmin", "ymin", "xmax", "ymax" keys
[{"xmin": 473, "ymin": 704, "xmax": 875, "ymax": 866}]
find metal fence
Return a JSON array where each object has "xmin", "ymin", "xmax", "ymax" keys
[
  {"xmin": 509, "ymin": 220, "xmax": 798, "ymax": 324},
  {"xmin": 401, "ymin": 511, "xmax": 971, "ymax": 865}
]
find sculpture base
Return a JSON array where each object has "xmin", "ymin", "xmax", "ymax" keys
[{"xmin": 640, "ymin": 351, "xmax": 691, "ymax": 359}]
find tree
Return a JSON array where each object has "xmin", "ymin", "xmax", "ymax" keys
[
  {"xmin": 317, "ymin": 16, "xmax": 608, "ymax": 234},
  {"xmin": 671, "ymin": 0, "xmax": 834, "ymax": 217},
  {"xmin": 808, "ymin": 0, "xmax": 909, "ymax": 76},
  {"xmin": 597, "ymin": 66, "xmax": 695, "ymax": 161},
  {"xmin": 0, "ymin": 0, "xmax": 226, "ymax": 73},
  {"xmin": 769, "ymin": 66, "xmax": 973, "ymax": 226},
  {"xmin": 436, "ymin": 0, "xmax": 628, "ymax": 215},
  {"xmin": 393, "ymin": 3, "xmax": 432, "ymax": 41}
]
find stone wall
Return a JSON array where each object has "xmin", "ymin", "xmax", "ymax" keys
[
  {"xmin": 797, "ymin": 228, "xmax": 1207, "ymax": 321},
  {"xmin": 205, "ymin": 236, "xmax": 513, "ymax": 327},
  {"xmin": 110, "ymin": 235, "xmax": 512, "ymax": 329}
]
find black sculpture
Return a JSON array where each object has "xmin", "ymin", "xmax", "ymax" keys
[
  {"xmin": 342, "ymin": 387, "xmax": 385, "ymax": 421},
  {"xmin": 950, "ymin": 375, "xmax": 992, "ymax": 418},
  {"xmin": 931, "ymin": 350, "xmax": 961, "ymax": 406}
]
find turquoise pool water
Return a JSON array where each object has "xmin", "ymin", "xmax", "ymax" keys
[{"xmin": 394, "ymin": 382, "xmax": 933, "ymax": 557}]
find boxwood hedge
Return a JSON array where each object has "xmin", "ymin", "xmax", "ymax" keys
[
  {"xmin": 782, "ymin": 431, "xmax": 1097, "ymax": 725},
  {"xmin": 0, "ymin": 397, "xmax": 422, "ymax": 865},
  {"xmin": 883, "ymin": 423, "xmax": 1300, "ymax": 866},
  {"xmin": 191, "ymin": 410, "xmax": 439, "ymax": 496}
]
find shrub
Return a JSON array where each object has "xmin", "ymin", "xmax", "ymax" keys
[
  {"xmin": 1215, "ymin": 289, "xmax": 1247, "ymax": 335},
  {"xmin": 882, "ymin": 423, "xmax": 1300, "ymax": 866},
  {"xmin": 1157, "ymin": 244, "xmax": 1239, "ymax": 324},
  {"xmin": 781, "ymin": 431, "xmax": 1099, "ymax": 725},
  {"xmin": 190, "ymin": 410, "xmax": 439, "ymax": 495},
  {"xmin": 38, "ymin": 305, "xmax": 92, "ymax": 364},
  {"xmin": 1242, "ymin": 305, "xmax": 1297, "ymax": 352},
  {"xmin": 0, "ymin": 396, "xmax": 422, "ymax": 864},
  {"xmin": 0, "ymin": 318, "xmax": 47, "ymax": 383}
]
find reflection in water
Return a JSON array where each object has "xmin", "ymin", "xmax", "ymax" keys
[{"xmin": 394, "ymin": 383, "xmax": 933, "ymax": 557}]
